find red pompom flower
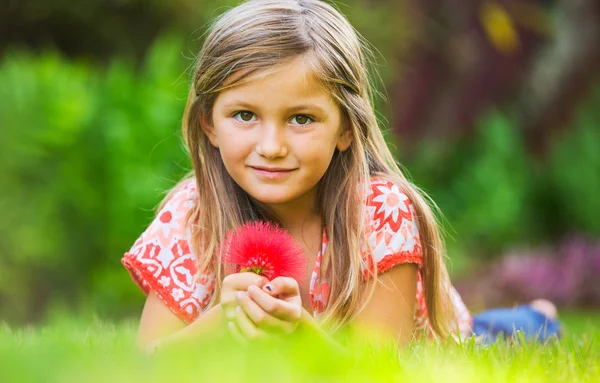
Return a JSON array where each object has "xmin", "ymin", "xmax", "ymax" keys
[{"xmin": 220, "ymin": 221, "xmax": 306, "ymax": 281}]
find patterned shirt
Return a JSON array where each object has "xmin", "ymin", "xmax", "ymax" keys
[{"xmin": 122, "ymin": 177, "xmax": 472, "ymax": 339}]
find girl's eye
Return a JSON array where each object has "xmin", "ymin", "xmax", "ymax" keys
[
  {"xmin": 290, "ymin": 115, "xmax": 313, "ymax": 126},
  {"xmin": 233, "ymin": 111, "xmax": 256, "ymax": 122}
]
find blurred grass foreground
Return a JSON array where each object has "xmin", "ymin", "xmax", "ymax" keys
[{"xmin": 1, "ymin": 314, "xmax": 599, "ymax": 383}]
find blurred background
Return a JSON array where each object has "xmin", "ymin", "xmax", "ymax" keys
[{"xmin": 0, "ymin": 0, "xmax": 598, "ymax": 325}]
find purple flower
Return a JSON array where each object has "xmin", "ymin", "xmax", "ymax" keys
[{"xmin": 455, "ymin": 236, "xmax": 600, "ymax": 309}]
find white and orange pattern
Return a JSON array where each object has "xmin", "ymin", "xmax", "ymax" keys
[{"xmin": 122, "ymin": 177, "xmax": 472, "ymax": 339}]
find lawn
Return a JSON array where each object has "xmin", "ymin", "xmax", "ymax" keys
[{"xmin": 1, "ymin": 312, "xmax": 598, "ymax": 383}]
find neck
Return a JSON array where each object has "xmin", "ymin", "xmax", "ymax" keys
[
  {"xmin": 256, "ymin": 191, "xmax": 323, "ymax": 268},
  {"xmin": 257, "ymin": 191, "xmax": 321, "ymax": 234}
]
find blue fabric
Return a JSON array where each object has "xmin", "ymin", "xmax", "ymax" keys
[{"xmin": 472, "ymin": 305, "xmax": 561, "ymax": 344}]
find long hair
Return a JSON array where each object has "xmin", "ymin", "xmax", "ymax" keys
[{"xmin": 163, "ymin": 0, "xmax": 456, "ymax": 338}]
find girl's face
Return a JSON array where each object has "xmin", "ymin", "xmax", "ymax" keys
[{"xmin": 204, "ymin": 56, "xmax": 352, "ymax": 212}]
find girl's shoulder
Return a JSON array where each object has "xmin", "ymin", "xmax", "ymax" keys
[
  {"xmin": 362, "ymin": 175, "xmax": 423, "ymax": 274},
  {"xmin": 122, "ymin": 178, "xmax": 215, "ymax": 323},
  {"xmin": 131, "ymin": 177, "xmax": 197, "ymax": 250},
  {"xmin": 364, "ymin": 175, "xmax": 416, "ymax": 231}
]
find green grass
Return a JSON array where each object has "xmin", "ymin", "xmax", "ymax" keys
[
  {"xmin": 1, "ymin": 313, "xmax": 598, "ymax": 383},
  {"xmin": 559, "ymin": 312, "xmax": 600, "ymax": 336}
]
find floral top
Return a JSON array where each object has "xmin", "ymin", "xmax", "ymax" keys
[{"xmin": 122, "ymin": 177, "xmax": 472, "ymax": 339}]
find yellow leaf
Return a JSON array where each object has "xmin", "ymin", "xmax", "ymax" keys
[{"xmin": 480, "ymin": 1, "xmax": 520, "ymax": 54}]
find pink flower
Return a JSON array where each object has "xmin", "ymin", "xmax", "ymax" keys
[{"xmin": 220, "ymin": 221, "xmax": 305, "ymax": 282}]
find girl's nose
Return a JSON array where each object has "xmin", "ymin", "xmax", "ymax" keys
[{"xmin": 255, "ymin": 123, "xmax": 288, "ymax": 159}]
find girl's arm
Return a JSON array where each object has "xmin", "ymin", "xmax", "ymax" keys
[
  {"xmin": 352, "ymin": 263, "xmax": 418, "ymax": 347},
  {"xmin": 297, "ymin": 308, "xmax": 350, "ymax": 355},
  {"xmin": 137, "ymin": 272, "xmax": 269, "ymax": 352},
  {"xmin": 295, "ymin": 264, "xmax": 417, "ymax": 350},
  {"xmin": 137, "ymin": 291, "xmax": 224, "ymax": 352}
]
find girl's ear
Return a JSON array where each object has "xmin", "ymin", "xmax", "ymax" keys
[
  {"xmin": 336, "ymin": 129, "xmax": 353, "ymax": 152},
  {"xmin": 201, "ymin": 113, "xmax": 219, "ymax": 148}
]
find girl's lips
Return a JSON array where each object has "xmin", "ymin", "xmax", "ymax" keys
[{"xmin": 250, "ymin": 166, "xmax": 296, "ymax": 180}]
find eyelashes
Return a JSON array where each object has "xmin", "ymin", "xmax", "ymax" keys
[
  {"xmin": 290, "ymin": 115, "xmax": 313, "ymax": 126},
  {"xmin": 232, "ymin": 111, "xmax": 315, "ymax": 126},
  {"xmin": 233, "ymin": 111, "xmax": 256, "ymax": 122}
]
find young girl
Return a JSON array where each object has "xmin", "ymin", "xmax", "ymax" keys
[{"xmin": 122, "ymin": 0, "xmax": 557, "ymax": 351}]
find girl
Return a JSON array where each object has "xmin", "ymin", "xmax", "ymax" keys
[{"xmin": 122, "ymin": 0, "xmax": 557, "ymax": 351}]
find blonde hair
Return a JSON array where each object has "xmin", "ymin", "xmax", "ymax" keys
[{"xmin": 165, "ymin": 0, "xmax": 456, "ymax": 338}]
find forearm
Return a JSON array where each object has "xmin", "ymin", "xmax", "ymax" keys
[
  {"xmin": 144, "ymin": 304, "xmax": 225, "ymax": 353},
  {"xmin": 298, "ymin": 310, "xmax": 406, "ymax": 356},
  {"xmin": 298, "ymin": 309, "xmax": 349, "ymax": 356}
]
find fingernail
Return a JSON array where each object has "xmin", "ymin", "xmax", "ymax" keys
[
  {"xmin": 236, "ymin": 305, "xmax": 241, "ymax": 313},
  {"xmin": 236, "ymin": 291, "xmax": 243, "ymax": 300},
  {"xmin": 264, "ymin": 285, "xmax": 272, "ymax": 292}
]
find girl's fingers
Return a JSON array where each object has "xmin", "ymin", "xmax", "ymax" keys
[
  {"xmin": 247, "ymin": 285, "xmax": 302, "ymax": 323},
  {"xmin": 263, "ymin": 277, "xmax": 301, "ymax": 300},
  {"xmin": 235, "ymin": 304, "xmax": 269, "ymax": 340},
  {"xmin": 220, "ymin": 272, "xmax": 269, "ymax": 322},
  {"xmin": 223, "ymin": 273, "xmax": 269, "ymax": 291},
  {"xmin": 227, "ymin": 320, "xmax": 248, "ymax": 344},
  {"xmin": 236, "ymin": 290, "xmax": 295, "ymax": 333}
]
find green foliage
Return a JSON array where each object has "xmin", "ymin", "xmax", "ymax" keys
[
  {"xmin": 0, "ymin": 51, "xmax": 104, "ymax": 322},
  {"xmin": 0, "ymin": 35, "xmax": 191, "ymax": 323},
  {"xmin": 402, "ymin": 111, "xmax": 535, "ymax": 262},
  {"xmin": 548, "ymin": 86, "xmax": 600, "ymax": 237},
  {"xmin": 403, "ymin": 92, "xmax": 600, "ymax": 266},
  {"xmin": 441, "ymin": 111, "xmax": 533, "ymax": 248}
]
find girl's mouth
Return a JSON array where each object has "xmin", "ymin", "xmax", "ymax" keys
[{"xmin": 249, "ymin": 166, "xmax": 296, "ymax": 180}]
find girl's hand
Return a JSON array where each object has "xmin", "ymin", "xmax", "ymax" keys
[
  {"xmin": 236, "ymin": 276, "xmax": 303, "ymax": 335},
  {"xmin": 220, "ymin": 273, "xmax": 269, "ymax": 341}
]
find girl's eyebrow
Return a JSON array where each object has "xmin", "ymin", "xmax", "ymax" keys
[
  {"xmin": 222, "ymin": 101, "xmax": 256, "ymax": 110},
  {"xmin": 287, "ymin": 104, "xmax": 326, "ymax": 114},
  {"xmin": 222, "ymin": 100, "xmax": 326, "ymax": 114}
]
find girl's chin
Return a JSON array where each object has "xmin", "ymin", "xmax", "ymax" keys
[
  {"xmin": 236, "ymin": 181, "xmax": 318, "ymax": 208},
  {"xmin": 251, "ymin": 195, "xmax": 297, "ymax": 206},
  {"xmin": 246, "ymin": 189, "xmax": 310, "ymax": 207}
]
